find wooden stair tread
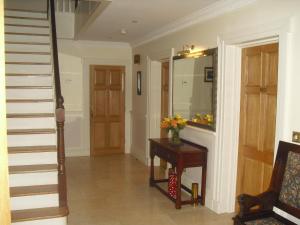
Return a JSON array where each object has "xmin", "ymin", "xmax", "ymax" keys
[
  {"xmin": 7, "ymin": 113, "xmax": 54, "ymax": 118},
  {"xmin": 6, "ymin": 51, "xmax": 50, "ymax": 55},
  {"xmin": 8, "ymin": 145, "xmax": 56, "ymax": 154},
  {"xmin": 7, "ymin": 99, "xmax": 53, "ymax": 103},
  {"xmin": 4, "ymin": 15, "xmax": 47, "ymax": 21},
  {"xmin": 6, "ymin": 73, "xmax": 51, "ymax": 76},
  {"xmin": 7, "ymin": 128, "xmax": 56, "ymax": 135},
  {"xmin": 5, "ymin": 41, "xmax": 50, "ymax": 45},
  {"xmin": 6, "ymin": 86, "xmax": 52, "ymax": 89},
  {"xmin": 5, "ymin": 32, "xmax": 49, "ymax": 36},
  {"xmin": 9, "ymin": 164, "xmax": 57, "ymax": 174},
  {"xmin": 11, "ymin": 206, "xmax": 68, "ymax": 223},
  {"xmin": 10, "ymin": 184, "xmax": 58, "ymax": 197},
  {"xmin": 5, "ymin": 23, "xmax": 49, "ymax": 28},
  {"xmin": 5, "ymin": 8, "xmax": 47, "ymax": 14},
  {"xmin": 6, "ymin": 62, "xmax": 51, "ymax": 65}
]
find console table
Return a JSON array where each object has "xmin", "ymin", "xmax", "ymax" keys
[{"xmin": 149, "ymin": 138, "xmax": 208, "ymax": 209}]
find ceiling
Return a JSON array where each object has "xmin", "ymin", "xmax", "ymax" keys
[{"xmin": 77, "ymin": 0, "xmax": 223, "ymax": 45}]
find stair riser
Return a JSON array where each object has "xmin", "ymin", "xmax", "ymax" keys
[
  {"xmin": 7, "ymin": 102, "xmax": 54, "ymax": 114},
  {"xmin": 6, "ymin": 64, "xmax": 52, "ymax": 74},
  {"xmin": 6, "ymin": 76, "xmax": 53, "ymax": 87},
  {"xmin": 6, "ymin": 89, "xmax": 53, "ymax": 100},
  {"xmin": 8, "ymin": 133, "xmax": 56, "ymax": 147},
  {"xmin": 5, "ymin": 34, "xmax": 49, "ymax": 43},
  {"xmin": 11, "ymin": 194, "xmax": 58, "ymax": 210},
  {"xmin": 10, "ymin": 171, "xmax": 57, "ymax": 187},
  {"xmin": 12, "ymin": 216, "xmax": 67, "ymax": 225},
  {"xmin": 7, "ymin": 118, "xmax": 55, "ymax": 130},
  {"xmin": 5, "ymin": 18, "xmax": 49, "ymax": 26},
  {"xmin": 5, "ymin": 11, "xmax": 47, "ymax": 19},
  {"xmin": 5, "ymin": 26, "xmax": 49, "ymax": 35},
  {"xmin": 9, "ymin": 152, "xmax": 57, "ymax": 166},
  {"xmin": 6, "ymin": 54, "xmax": 51, "ymax": 63},
  {"xmin": 6, "ymin": 43, "xmax": 50, "ymax": 52}
]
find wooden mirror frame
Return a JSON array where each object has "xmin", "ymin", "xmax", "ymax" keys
[{"xmin": 172, "ymin": 48, "xmax": 218, "ymax": 131}]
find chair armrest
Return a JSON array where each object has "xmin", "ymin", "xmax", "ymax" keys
[{"xmin": 237, "ymin": 191, "xmax": 276, "ymax": 218}]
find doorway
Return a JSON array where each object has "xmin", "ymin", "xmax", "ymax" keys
[
  {"xmin": 236, "ymin": 43, "xmax": 279, "ymax": 198},
  {"xmin": 89, "ymin": 65, "xmax": 125, "ymax": 156}
]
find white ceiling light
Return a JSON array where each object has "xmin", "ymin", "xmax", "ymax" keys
[{"xmin": 120, "ymin": 28, "xmax": 127, "ymax": 35}]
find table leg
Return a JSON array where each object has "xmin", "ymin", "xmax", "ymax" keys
[
  {"xmin": 175, "ymin": 166, "xmax": 183, "ymax": 209},
  {"xmin": 201, "ymin": 161, "xmax": 207, "ymax": 205},
  {"xmin": 149, "ymin": 154, "xmax": 155, "ymax": 187}
]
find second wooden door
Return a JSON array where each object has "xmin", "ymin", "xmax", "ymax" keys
[
  {"xmin": 90, "ymin": 65, "xmax": 125, "ymax": 156},
  {"xmin": 236, "ymin": 43, "xmax": 279, "ymax": 198}
]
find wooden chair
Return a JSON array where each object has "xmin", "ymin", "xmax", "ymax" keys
[{"xmin": 233, "ymin": 141, "xmax": 300, "ymax": 225}]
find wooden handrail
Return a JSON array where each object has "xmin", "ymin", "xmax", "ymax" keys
[{"xmin": 47, "ymin": 0, "xmax": 68, "ymax": 210}]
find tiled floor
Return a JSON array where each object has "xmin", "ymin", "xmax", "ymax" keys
[{"xmin": 66, "ymin": 155, "xmax": 233, "ymax": 225}]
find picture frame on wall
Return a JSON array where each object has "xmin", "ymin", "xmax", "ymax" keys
[
  {"xmin": 204, "ymin": 67, "xmax": 213, "ymax": 82},
  {"xmin": 137, "ymin": 71, "xmax": 142, "ymax": 95}
]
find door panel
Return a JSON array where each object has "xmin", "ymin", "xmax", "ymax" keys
[
  {"xmin": 94, "ymin": 123, "xmax": 106, "ymax": 148},
  {"xmin": 90, "ymin": 65, "xmax": 125, "ymax": 155},
  {"xmin": 236, "ymin": 43, "xmax": 278, "ymax": 201},
  {"xmin": 109, "ymin": 90, "xmax": 121, "ymax": 116},
  {"xmin": 95, "ymin": 90, "xmax": 106, "ymax": 116},
  {"xmin": 109, "ymin": 122, "xmax": 121, "ymax": 148}
]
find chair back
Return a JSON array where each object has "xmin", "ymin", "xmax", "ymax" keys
[{"xmin": 271, "ymin": 141, "xmax": 300, "ymax": 219}]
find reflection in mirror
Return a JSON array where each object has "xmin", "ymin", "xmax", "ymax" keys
[{"xmin": 172, "ymin": 48, "xmax": 217, "ymax": 131}]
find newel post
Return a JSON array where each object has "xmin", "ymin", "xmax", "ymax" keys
[{"xmin": 56, "ymin": 97, "xmax": 68, "ymax": 208}]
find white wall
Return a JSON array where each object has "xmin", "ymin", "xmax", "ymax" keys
[
  {"xmin": 132, "ymin": 0, "xmax": 300, "ymax": 216},
  {"xmin": 58, "ymin": 40, "xmax": 132, "ymax": 156}
]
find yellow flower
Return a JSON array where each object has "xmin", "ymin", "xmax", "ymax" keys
[{"xmin": 175, "ymin": 114, "xmax": 182, "ymax": 119}]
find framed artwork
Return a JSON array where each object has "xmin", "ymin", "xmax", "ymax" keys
[
  {"xmin": 137, "ymin": 71, "xmax": 142, "ymax": 95},
  {"xmin": 204, "ymin": 67, "xmax": 213, "ymax": 82}
]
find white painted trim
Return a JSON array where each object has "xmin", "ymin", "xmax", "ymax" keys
[
  {"xmin": 131, "ymin": 0, "xmax": 257, "ymax": 47},
  {"xmin": 216, "ymin": 18, "xmax": 292, "ymax": 213}
]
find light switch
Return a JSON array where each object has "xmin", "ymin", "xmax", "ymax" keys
[{"xmin": 292, "ymin": 131, "xmax": 300, "ymax": 143}]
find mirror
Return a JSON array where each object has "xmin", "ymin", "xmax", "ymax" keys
[{"xmin": 172, "ymin": 48, "xmax": 217, "ymax": 131}]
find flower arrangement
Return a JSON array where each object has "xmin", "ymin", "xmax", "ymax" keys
[
  {"xmin": 192, "ymin": 113, "xmax": 213, "ymax": 125},
  {"xmin": 161, "ymin": 114, "xmax": 187, "ymax": 145}
]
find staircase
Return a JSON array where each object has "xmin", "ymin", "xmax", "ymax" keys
[{"xmin": 5, "ymin": 4, "xmax": 68, "ymax": 225}]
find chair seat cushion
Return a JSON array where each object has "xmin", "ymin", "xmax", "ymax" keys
[{"xmin": 245, "ymin": 217, "xmax": 284, "ymax": 225}]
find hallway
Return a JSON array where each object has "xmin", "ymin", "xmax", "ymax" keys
[{"xmin": 66, "ymin": 155, "xmax": 233, "ymax": 225}]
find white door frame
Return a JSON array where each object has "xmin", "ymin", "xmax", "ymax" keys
[{"xmin": 215, "ymin": 18, "xmax": 292, "ymax": 212}]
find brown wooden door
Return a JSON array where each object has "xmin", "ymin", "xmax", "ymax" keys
[
  {"xmin": 90, "ymin": 65, "xmax": 125, "ymax": 156},
  {"xmin": 236, "ymin": 43, "xmax": 278, "ymax": 198},
  {"xmin": 160, "ymin": 61, "xmax": 169, "ymax": 138},
  {"xmin": 160, "ymin": 61, "xmax": 169, "ymax": 171}
]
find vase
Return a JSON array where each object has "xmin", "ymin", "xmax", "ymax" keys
[{"xmin": 170, "ymin": 129, "xmax": 181, "ymax": 145}]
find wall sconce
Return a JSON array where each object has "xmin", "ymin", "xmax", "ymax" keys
[{"xmin": 176, "ymin": 45, "xmax": 204, "ymax": 58}]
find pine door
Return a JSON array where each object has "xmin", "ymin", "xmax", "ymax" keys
[
  {"xmin": 90, "ymin": 65, "xmax": 125, "ymax": 155},
  {"xmin": 236, "ymin": 43, "xmax": 278, "ymax": 198}
]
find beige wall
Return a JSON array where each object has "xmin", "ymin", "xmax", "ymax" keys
[
  {"xmin": 58, "ymin": 40, "xmax": 132, "ymax": 156},
  {"xmin": 0, "ymin": 0, "xmax": 11, "ymax": 223},
  {"xmin": 132, "ymin": 0, "xmax": 300, "ymax": 215}
]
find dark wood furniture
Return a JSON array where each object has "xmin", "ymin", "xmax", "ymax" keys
[
  {"xmin": 149, "ymin": 138, "xmax": 208, "ymax": 209},
  {"xmin": 233, "ymin": 141, "xmax": 300, "ymax": 225}
]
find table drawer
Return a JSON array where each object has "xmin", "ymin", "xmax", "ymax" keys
[{"xmin": 153, "ymin": 147, "xmax": 177, "ymax": 163}]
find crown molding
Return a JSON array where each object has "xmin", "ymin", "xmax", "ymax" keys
[{"xmin": 131, "ymin": 0, "xmax": 257, "ymax": 48}]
